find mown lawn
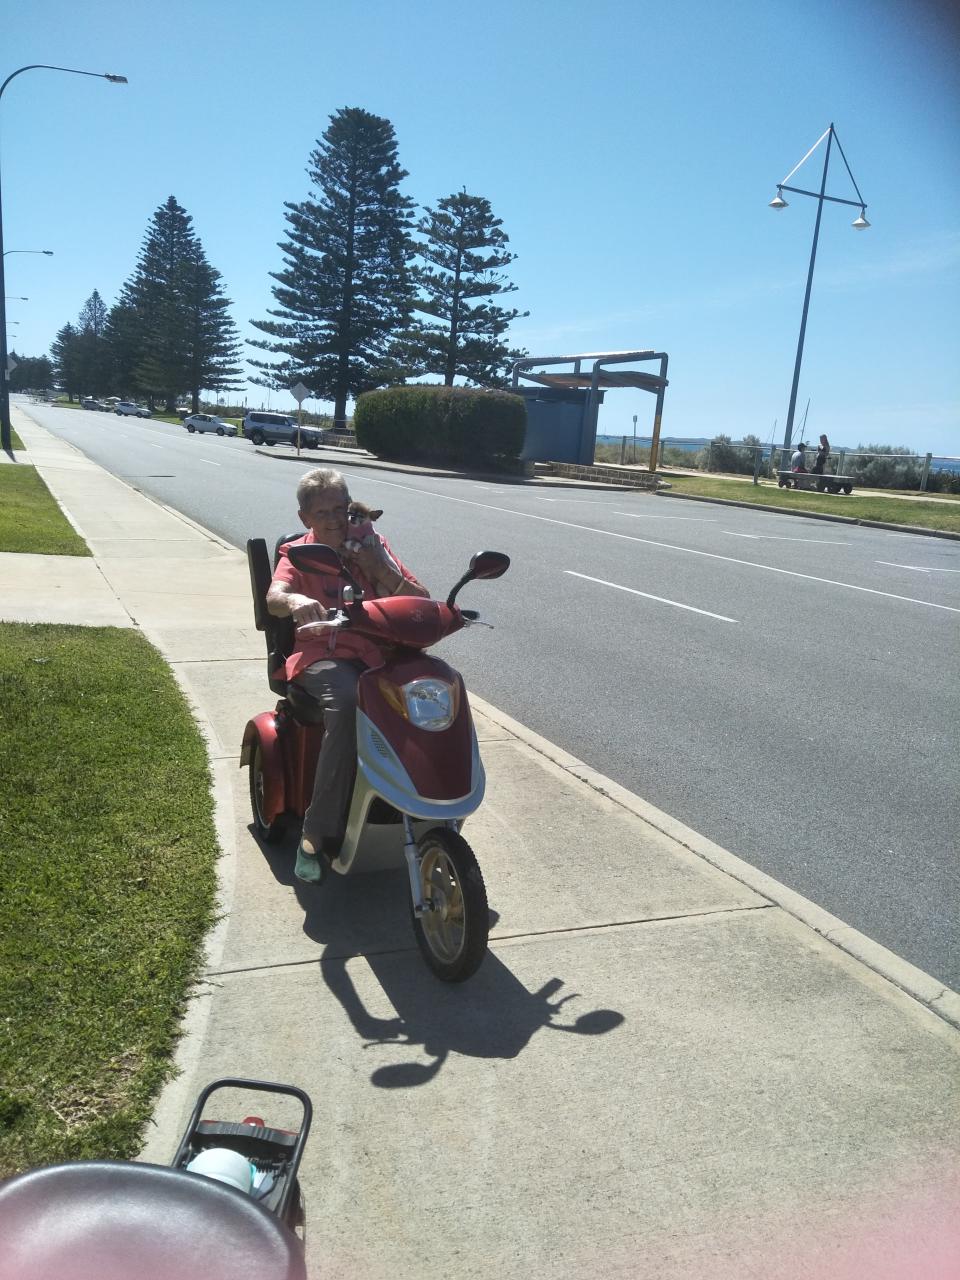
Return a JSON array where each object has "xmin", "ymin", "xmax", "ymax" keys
[
  {"xmin": 0, "ymin": 624, "xmax": 220, "ymax": 1176},
  {"xmin": 0, "ymin": 467, "xmax": 89, "ymax": 555},
  {"xmin": 661, "ymin": 473, "xmax": 960, "ymax": 534}
]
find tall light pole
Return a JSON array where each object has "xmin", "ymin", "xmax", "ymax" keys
[
  {"xmin": 769, "ymin": 123, "xmax": 870, "ymax": 461},
  {"xmin": 0, "ymin": 66, "xmax": 127, "ymax": 452}
]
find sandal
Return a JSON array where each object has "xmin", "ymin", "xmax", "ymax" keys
[{"xmin": 294, "ymin": 841, "xmax": 325, "ymax": 885}]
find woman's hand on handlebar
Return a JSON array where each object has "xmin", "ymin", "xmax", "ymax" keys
[{"xmin": 289, "ymin": 595, "xmax": 333, "ymax": 626}]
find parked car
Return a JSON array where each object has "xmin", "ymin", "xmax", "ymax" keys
[
  {"xmin": 183, "ymin": 413, "xmax": 237, "ymax": 437},
  {"xmin": 243, "ymin": 410, "xmax": 321, "ymax": 447},
  {"xmin": 81, "ymin": 398, "xmax": 109, "ymax": 411},
  {"xmin": 115, "ymin": 401, "xmax": 151, "ymax": 417}
]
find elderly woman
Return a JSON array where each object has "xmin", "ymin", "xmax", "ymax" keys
[{"xmin": 266, "ymin": 468, "xmax": 429, "ymax": 883}]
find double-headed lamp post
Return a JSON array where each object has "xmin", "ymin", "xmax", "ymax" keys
[
  {"xmin": 0, "ymin": 66, "xmax": 127, "ymax": 452},
  {"xmin": 769, "ymin": 122, "xmax": 870, "ymax": 462}
]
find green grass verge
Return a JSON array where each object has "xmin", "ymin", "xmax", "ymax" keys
[
  {"xmin": 0, "ymin": 467, "xmax": 90, "ymax": 555},
  {"xmin": 662, "ymin": 474, "xmax": 960, "ymax": 534},
  {"xmin": 8, "ymin": 428, "xmax": 24, "ymax": 450},
  {"xmin": 0, "ymin": 624, "xmax": 219, "ymax": 1175}
]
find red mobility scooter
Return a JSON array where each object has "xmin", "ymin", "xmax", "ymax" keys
[{"xmin": 241, "ymin": 535, "xmax": 510, "ymax": 982}]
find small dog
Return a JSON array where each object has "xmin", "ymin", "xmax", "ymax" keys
[{"xmin": 343, "ymin": 501, "xmax": 383, "ymax": 553}]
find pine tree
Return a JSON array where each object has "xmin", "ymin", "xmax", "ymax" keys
[
  {"xmin": 406, "ymin": 191, "xmax": 528, "ymax": 388},
  {"xmin": 75, "ymin": 290, "xmax": 112, "ymax": 396},
  {"xmin": 8, "ymin": 353, "xmax": 54, "ymax": 392},
  {"xmin": 180, "ymin": 241, "xmax": 243, "ymax": 412},
  {"xmin": 108, "ymin": 196, "xmax": 242, "ymax": 410},
  {"xmin": 249, "ymin": 106, "xmax": 415, "ymax": 427},
  {"xmin": 50, "ymin": 324, "xmax": 83, "ymax": 401}
]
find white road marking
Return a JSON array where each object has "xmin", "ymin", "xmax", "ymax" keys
[
  {"xmin": 722, "ymin": 531, "xmax": 849, "ymax": 545},
  {"xmin": 877, "ymin": 561, "xmax": 960, "ymax": 573},
  {"xmin": 534, "ymin": 496, "xmax": 557, "ymax": 502},
  {"xmin": 335, "ymin": 473, "xmax": 960, "ymax": 615},
  {"xmin": 200, "ymin": 459, "xmax": 220, "ymax": 466},
  {"xmin": 614, "ymin": 512, "xmax": 718, "ymax": 522},
  {"xmin": 566, "ymin": 571, "xmax": 739, "ymax": 623}
]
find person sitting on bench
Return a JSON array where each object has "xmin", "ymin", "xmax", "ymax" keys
[{"xmin": 791, "ymin": 442, "xmax": 808, "ymax": 472}]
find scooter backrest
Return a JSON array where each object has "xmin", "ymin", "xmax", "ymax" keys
[{"xmin": 245, "ymin": 536, "xmax": 301, "ymax": 696}]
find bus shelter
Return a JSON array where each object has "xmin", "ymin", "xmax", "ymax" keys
[{"xmin": 511, "ymin": 350, "xmax": 669, "ymax": 468}]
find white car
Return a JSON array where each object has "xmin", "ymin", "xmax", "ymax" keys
[
  {"xmin": 183, "ymin": 413, "xmax": 237, "ymax": 437},
  {"xmin": 115, "ymin": 401, "xmax": 151, "ymax": 418}
]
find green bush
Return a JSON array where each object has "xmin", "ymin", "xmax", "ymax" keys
[{"xmin": 354, "ymin": 385, "xmax": 526, "ymax": 467}]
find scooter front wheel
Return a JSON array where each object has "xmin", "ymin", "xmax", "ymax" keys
[{"xmin": 411, "ymin": 828, "xmax": 488, "ymax": 982}]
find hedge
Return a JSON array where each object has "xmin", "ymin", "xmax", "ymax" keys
[{"xmin": 353, "ymin": 385, "xmax": 526, "ymax": 466}]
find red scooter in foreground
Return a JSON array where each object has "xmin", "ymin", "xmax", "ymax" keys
[
  {"xmin": 241, "ymin": 536, "xmax": 510, "ymax": 982},
  {"xmin": 0, "ymin": 1078, "xmax": 312, "ymax": 1280}
]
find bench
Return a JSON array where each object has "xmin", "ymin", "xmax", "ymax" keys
[{"xmin": 777, "ymin": 471, "xmax": 854, "ymax": 495}]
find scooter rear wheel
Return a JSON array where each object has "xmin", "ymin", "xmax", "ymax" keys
[
  {"xmin": 411, "ymin": 828, "xmax": 488, "ymax": 982},
  {"xmin": 249, "ymin": 741, "xmax": 284, "ymax": 843}
]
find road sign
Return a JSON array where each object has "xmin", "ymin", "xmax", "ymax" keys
[{"xmin": 291, "ymin": 381, "xmax": 311, "ymax": 405}]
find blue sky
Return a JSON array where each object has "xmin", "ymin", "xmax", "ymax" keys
[{"xmin": 4, "ymin": 0, "xmax": 958, "ymax": 454}]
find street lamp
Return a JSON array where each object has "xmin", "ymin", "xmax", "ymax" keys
[
  {"xmin": 770, "ymin": 122, "xmax": 870, "ymax": 462},
  {"xmin": 0, "ymin": 66, "xmax": 127, "ymax": 452}
]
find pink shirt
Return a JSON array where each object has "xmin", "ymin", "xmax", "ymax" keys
[{"xmin": 271, "ymin": 530, "xmax": 427, "ymax": 681}]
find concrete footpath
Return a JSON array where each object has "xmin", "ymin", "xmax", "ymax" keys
[{"xmin": 4, "ymin": 408, "xmax": 960, "ymax": 1279}]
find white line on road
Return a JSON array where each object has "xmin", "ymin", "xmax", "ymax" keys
[
  {"xmin": 722, "ymin": 531, "xmax": 849, "ymax": 545},
  {"xmin": 347, "ymin": 474, "xmax": 960, "ymax": 615},
  {"xmin": 877, "ymin": 561, "xmax": 960, "ymax": 573},
  {"xmin": 614, "ymin": 512, "xmax": 718, "ymax": 522},
  {"xmin": 566, "ymin": 571, "xmax": 739, "ymax": 623},
  {"xmin": 199, "ymin": 459, "xmax": 221, "ymax": 466}
]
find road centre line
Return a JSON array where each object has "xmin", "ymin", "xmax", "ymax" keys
[
  {"xmin": 200, "ymin": 459, "xmax": 221, "ymax": 466},
  {"xmin": 566, "ymin": 571, "xmax": 738, "ymax": 623},
  {"xmin": 877, "ymin": 561, "xmax": 960, "ymax": 573},
  {"xmin": 614, "ymin": 512, "xmax": 718, "ymax": 522},
  {"xmin": 722, "ymin": 531, "xmax": 849, "ymax": 545},
  {"xmin": 351, "ymin": 474, "xmax": 960, "ymax": 615}
]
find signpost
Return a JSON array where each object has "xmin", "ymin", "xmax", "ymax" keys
[{"xmin": 291, "ymin": 381, "xmax": 311, "ymax": 457}]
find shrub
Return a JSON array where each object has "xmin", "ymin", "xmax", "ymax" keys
[
  {"xmin": 698, "ymin": 434, "xmax": 761, "ymax": 475},
  {"xmin": 353, "ymin": 385, "xmax": 526, "ymax": 466}
]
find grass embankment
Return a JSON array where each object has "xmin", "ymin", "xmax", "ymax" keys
[
  {"xmin": 0, "ymin": 477, "xmax": 221, "ymax": 1174},
  {"xmin": 0, "ymin": 468, "xmax": 89, "ymax": 555},
  {"xmin": 0, "ymin": 626, "xmax": 219, "ymax": 1175},
  {"xmin": 662, "ymin": 473, "xmax": 960, "ymax": 535}
]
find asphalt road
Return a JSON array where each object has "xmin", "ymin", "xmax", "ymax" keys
[{"xmin": 21, "ymin": 401, "xmax": 960, "ymax": 987}]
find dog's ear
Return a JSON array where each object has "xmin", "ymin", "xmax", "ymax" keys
[{"xmin": 368, "ymin": 508, "xmax": 384, "ymax": 521}]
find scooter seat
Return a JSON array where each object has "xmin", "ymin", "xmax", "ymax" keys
[{"xmin": 0, "ymin": 1160, "xmax": 305, "ymax": 1280}]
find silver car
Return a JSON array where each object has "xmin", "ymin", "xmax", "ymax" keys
[
  {"xmin": 115, "ymin": 401, "xmax": 151, "ymax": 418},
  {"xmin": 183, "ymin": 413, "xmax": 237, "ymax": 436}
]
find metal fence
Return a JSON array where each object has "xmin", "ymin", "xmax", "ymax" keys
[{"xmin": 608, "ymin": 436, "xmax": 960, "ymax": 494}]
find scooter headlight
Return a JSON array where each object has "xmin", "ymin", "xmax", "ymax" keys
[{"xmin": 380, "ymin": 677, "xmax": 459, "ymax": 731}]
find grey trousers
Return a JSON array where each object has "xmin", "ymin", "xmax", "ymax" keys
[{"xmin": 295, "ymin": 658, "xmax": 362, "ymax": 847}]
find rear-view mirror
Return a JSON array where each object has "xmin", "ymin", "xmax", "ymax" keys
[
  {"xmin": 468, "ymin": 551, "xmax": 510, "ymax": 580},
  {"xmin": 287, "ymin": 543, "xmax": 343, "ymax": 574}
]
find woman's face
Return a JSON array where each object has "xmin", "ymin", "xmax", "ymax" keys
[{"xmin": 299, "ymin": 487, "xmax": 349, "ymax": 549}]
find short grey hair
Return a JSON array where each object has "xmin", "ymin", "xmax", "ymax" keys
[{"xmin": 297, "ymin": 467, "xmax": 349, "ymax": 510}]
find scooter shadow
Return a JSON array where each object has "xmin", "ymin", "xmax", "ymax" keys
[
  {"xmin": 323, "ymin": 947, "xmax": 625, "ymax": 1089},
  {"xmin": 253, "ymin": 833, "xmax": 625, "ymax": 1088}
]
